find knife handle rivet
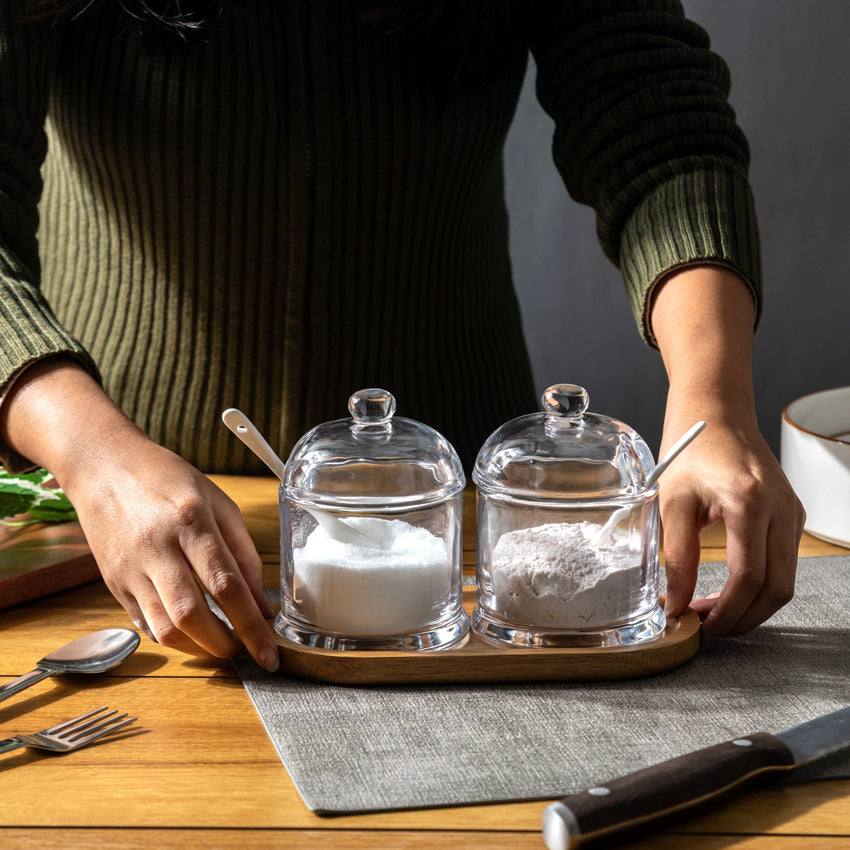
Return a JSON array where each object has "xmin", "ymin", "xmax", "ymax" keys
[
  {"xmin": 587, "ymin": 787, "xmax": 611, "ymax": 796},
  {"xmin": 732, "ymin": 739, "xmax": 753, "ymax": 747}
]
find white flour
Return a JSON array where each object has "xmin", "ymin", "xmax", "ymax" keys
[
  {"xmin": 488, "ymin": 521, "xmax": 643, "ymax": 629},
  {"xmin": 292, "ymin": 517, "xmax": 451, "ymax": 636}
]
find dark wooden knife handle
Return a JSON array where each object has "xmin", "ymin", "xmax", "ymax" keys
[{"xmin": 542, "ymin": 732, "xmax": 796, "ymax": 849}]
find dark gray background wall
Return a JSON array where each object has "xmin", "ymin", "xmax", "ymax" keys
[{"xmin": 504, "ymin": 0, "xmax": 850, "ymax": 453}]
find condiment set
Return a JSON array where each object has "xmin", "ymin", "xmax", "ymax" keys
[{"xmin": 223, "ymin": 383, "xmax": 704, "ymax": 654}]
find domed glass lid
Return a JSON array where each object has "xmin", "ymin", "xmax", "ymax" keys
[
  {"xmin": 283, "ymin": 388, "xmax": 465, "ymax": 507},
  {"xmin": 472, "ymin": 384, "xmax": 656, "ymax": 502}
]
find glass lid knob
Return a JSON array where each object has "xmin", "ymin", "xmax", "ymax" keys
[
  {"xmin": 348, "ymin": 388, "xmax": 397, "ymax": 424},
  {"xmin": 541, "ymin": 383, "xmax": 589, "ymax": 419}
]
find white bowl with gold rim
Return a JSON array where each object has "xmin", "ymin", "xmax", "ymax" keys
[{"xmin": 781, "ymin": 387, "xmax": 850, "ymax": 548}]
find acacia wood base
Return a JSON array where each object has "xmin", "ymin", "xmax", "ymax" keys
[{"xmin": 275, "ymin": 600, "xmax": 700, "ymax": 685}]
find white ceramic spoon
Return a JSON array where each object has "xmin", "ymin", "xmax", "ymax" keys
[
  {"xmin": 593, "ymin": 420, "xmax": 707, "ymax": 548},
  {"xmin": 221, "ymin": 408, "xmax": 377, "ymax": 549}
]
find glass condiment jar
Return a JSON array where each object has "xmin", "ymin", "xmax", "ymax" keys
[
  {"xmin": 472, "ymin": 383, "xmax": 664, "ymax": 648},
  {"xmin": 278, "ymin": 388, "xmax": 468, "ymax": 651}
]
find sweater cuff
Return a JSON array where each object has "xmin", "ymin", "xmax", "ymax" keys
[
  {"xmin": 619, "ymin": 166, "xmax": 762, "ymax": 348},
  {"xmin": 0, "ymin": 280, "xmax": 101, "ymax": 472}
]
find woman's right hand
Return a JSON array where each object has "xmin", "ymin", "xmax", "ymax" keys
[
  {"xmin": 0, "ymin": 358, "xmax": 279, "ymax": 671},
  {"xmin": 65, "ymin": 439, "xmax": 279, "ymax": 669}
]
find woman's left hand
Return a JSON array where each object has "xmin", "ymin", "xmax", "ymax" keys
[{"xmin": 659, "ymin": 402, "xmax": 805, "ymax": 639}]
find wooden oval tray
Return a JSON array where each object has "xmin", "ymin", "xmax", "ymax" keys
[{"xmin": 274, "ymin": 594, "xmax": 701, "ymax": 685}]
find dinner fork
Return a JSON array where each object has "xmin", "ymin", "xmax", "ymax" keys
[{"xmin": 0, "ymin": 706, "xmax": 137, "ymax": 755}]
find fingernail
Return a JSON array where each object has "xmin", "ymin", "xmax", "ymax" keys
[
  {"xmin": 706, "ymin": 591, "xmax": 721, "ymax": 599},
  {"xmin": 133, "ymin": 620, "xmax": 156, "ymax": 643},
  {"xmin": 260, "ymin": 647, "xmax": 279, "ymax": 673}
]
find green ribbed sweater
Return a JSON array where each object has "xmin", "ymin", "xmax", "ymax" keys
[{"xmin": 0, "ymin": 0, "xmax": 761, "ymax": 473}]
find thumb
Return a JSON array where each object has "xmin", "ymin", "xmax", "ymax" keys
[{"xmin": 660, "ymin": 491, "xmax": 702, "ymax": 618}]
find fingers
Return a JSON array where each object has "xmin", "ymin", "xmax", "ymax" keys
[
  {"xmin": 120, "ymin": 593, "xmax": 156, "ymax": 642},
  {"xmin": 147, "ymin": 557, "xmax": 242, "ymax": 658},
  {"xmin": 660, "ymin": 491, "xmax": 702, "ymax": 618},
  {"xmin": 175, "ymin": 501, "xmax": 279, "ymax": 672},
  {"xmin": 130, "ymin": 578, "xmax": 215, "ymax": 656},
  {"xmin": 702, "ymin": 508, "xmax": 769, "ymax": 639},
  {"xmin": 102, "ymin": 577, "xmax": 162, "ymax": 645},
  {"xmin": 724, "ymin": 514, "xmax": 799, "ymax": 636},
  {"xmin": 690, "ymin": 591, "xmax": 720, "ymax": 620},
  {"xmin": 213, "ymin": 495, "xmax": 274, "ymax": 618},
  {"xmin": 650, "ymin": 418, "xmax": 803, "ymax": 640}
]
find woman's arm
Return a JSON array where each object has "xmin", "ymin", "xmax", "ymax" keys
[
  {"xmin": 523, "ymin": 2, "xmax": 801, "ymax": 634},
  {"xmin": 0, "ymin": 5, "xmax": 102, "ymax": 472},
  {"xmin": 525, "ymin": 0, "xmax": 762, "ymax": 347},
  {"xmin": 0, "ymin": 358, "xmax": 279, "ymax": 670},
  {"xmin": 651, "ymin": 266, "xmax": 804, "ymax": 637},
  {"xmin": 0, "ymin": 9, "xmax": 275, "ymax": 671}
]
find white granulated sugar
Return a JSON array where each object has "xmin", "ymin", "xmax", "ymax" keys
[
  {"xmin": 489, "ymin": 521, "xmax": 643, "ymax": 629},
  {"xmin": 293, "ymin": 517, "xmax": 451, "ymax": 636}
]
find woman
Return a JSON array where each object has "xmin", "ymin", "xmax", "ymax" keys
[{"xmin": 0, "ymin": 0, "xmax": 804, "ymax": 672}]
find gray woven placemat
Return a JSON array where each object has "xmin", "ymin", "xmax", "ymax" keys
[{"xmin": 233, "ymin": 556, "xmax": 850, "ymax": 814}]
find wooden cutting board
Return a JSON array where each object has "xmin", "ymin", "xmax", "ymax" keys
[{"xmin": 0, "ymin": 521, "xmax": 100, "ymax": 609}]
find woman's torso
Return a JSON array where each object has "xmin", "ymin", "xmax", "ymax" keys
[{"xmin": 40, "ymin": 0, "xmax": 535, "ymax": 471}]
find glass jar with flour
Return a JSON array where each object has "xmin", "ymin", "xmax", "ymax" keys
[
  {"xmin": 472, "ymin": 384, "xmax": 664, "ymax": 648},
  {"xmin": 278, "ymin": 388, "xmax": 468, "ymax": 651}
]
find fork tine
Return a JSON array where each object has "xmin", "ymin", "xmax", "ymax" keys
[
  {"xmin": 66, "ymin": 712, "xmax": 130, "ymax": 743},
  {"xmin": 56, "ymin": 709, "xmax": 118, "ymax": 740},
  {"xmin": 72, "ymin": 715, "xmax": 137, "ymax": 746},
  {"xmin": 45, "ymin": 706, "xmax": 110, "ymax": 735}
]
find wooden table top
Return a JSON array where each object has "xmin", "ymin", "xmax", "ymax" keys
[{"xmin": 1, "ymin": 474, "xmax": 848, "ymax": 849}]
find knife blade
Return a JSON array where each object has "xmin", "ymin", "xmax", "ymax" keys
[{"xmin": 542, "ymin": 704, "xmax": 850, "ymax": 850}]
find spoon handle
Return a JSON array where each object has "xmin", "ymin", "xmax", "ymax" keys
[
  {"xmin": 221, "ymin": 408, "xmax": 287, "ymax": 481},
  {"xmin": 646, "ymin": 421, "xmax": 707, "ymax": 487},
  {"xmin": 0, "ymin": 668, "xmax": 52, "ymax": 703},
  {"xmin": 592, "ymin": 421, "xmax": 707, "ymax": 549}
]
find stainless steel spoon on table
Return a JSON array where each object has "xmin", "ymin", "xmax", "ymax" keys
[{"xmin": 0, "ymin": 628, "xmax": 140, "ymax": 704}]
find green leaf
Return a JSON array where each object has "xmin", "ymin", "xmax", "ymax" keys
[
  {"xmin": 0, "ymin": 468, "xmax": 51, "ymax": 485},
  {"xmin": 0, "ymin": 466, "xmax": 76, "ymax": 523},
  {"xmin": 28, "ymin": 492, "xmax": 77, "ymax": 523},
  {"xmin": 0, "ymin": 479, "xmax": 43, "ymax": 498},
  {"xmin": 0, "ymin": 489, "xmax": 35, "ymax": 518},
  {"xmin": 28, "ymin": 506, "xmax": 77, "ymax": 522}
]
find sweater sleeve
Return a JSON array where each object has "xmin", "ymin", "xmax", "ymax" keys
[
  {"xmin": 0, "ymin": 5, "xmax": 100, "ymax": 471},
  {"xmin": 525, "ymin": 0, "xmax": 761, "ymax": 346}
]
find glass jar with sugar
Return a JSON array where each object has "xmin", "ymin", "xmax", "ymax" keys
[
  {"xmin": 472, "ymin": 383, "xmax": 664, "ymax": 648},
  {"xmin": 277, "ymin": 388, "xmax": 468, "ymax": 651}
]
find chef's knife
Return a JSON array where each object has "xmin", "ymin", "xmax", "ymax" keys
[{"xmin": 542, "ymin": 704, "xmax": 850, "ymax": 849}]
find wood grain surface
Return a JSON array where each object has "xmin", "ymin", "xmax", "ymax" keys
[
  {"xmin": 0, "ymin": 474, "xmax": 848, "ymax": 850},
  {"xmin": 3, "ymin": 829, "xmax": 850, "ymax": 850},
  {"xmin": 0, "ymin": 521, "xmax": 98, "ymax": 609}
]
